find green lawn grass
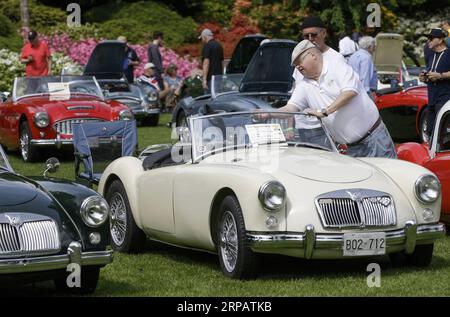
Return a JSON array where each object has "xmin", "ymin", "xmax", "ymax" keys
[{"xmin": 4, "ymin": 113, "xmax": 450, "ymax": 296}]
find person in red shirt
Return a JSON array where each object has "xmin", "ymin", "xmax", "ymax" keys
[{"xmin": 20, "ymin": 31, "xmax": 52, "ymax": 76}]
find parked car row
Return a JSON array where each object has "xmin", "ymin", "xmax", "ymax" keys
[{"xmin": 0, "ymin": 34, "xmax": 448, "ymax": 292}]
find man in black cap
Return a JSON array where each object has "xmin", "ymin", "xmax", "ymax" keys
[
  {"xmin": 20, "ymin": 30, "xmax": 51, "ymax": 76},
  {"xmin": 292, "ymin": 16, "xmax": 344, "ymax": 84},
  {"xmin": 419, "ymin": 28, "xmax": 450, "ymax": 140}
]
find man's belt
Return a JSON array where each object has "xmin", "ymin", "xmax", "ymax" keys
[{"xmin": 347, "ymin": 117, "xmax": 382, "ymax": 146}]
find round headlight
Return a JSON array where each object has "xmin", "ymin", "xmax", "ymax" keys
[
  {"xmin": 34, "ymin": 112, "xmax": 49, "ymax": 128},
  {"xmin": 258, "ymin": 181, "xmax": 286, "ymax": 211},
  {"xmin": 80, "ymin": 196, "xmax": 109, "ymax": 227},
  {"xmin": 147, "ymin": 91, "xmax": 158, "ymax": 102},
  {"xmin": 414, "ymin": 174, "xmax": 441, "ymax": 204},
  {"xmin": 119, "ymin": 109, "xmax": 133, "ymax": 121}
]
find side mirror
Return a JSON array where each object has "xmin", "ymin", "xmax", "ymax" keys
[{"xmin": 44, "ymin": 157, "xmax": 60, "ymax": 177}]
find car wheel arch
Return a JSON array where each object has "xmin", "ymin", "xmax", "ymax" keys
[
  {"xmin": 209, "ymin": 187, "xmax": 239, "ymax": 248},
  {"xmin": 103, "ymin": 172, "xmax": 143, "ymax": 230}
]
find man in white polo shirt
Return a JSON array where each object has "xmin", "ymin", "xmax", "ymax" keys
[
  {"xmin": 280, "ymin": 40, "xmax": 396, "ymax": 158},
  {"xmin": 291, "ymin": 16, "xmax": 346, "ymax": 142}
]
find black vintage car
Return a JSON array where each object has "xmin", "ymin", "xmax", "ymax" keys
[
  {"xmin": 84, "ymin": 41, "xmax": 160, "ymax": 126},
  {"xmin": 171, "ymin": 39, "xmax": 296, "ymax": 128},
  {"xmin": 0, "ymin": 147, "xmax": 112, "ymax": 293}
]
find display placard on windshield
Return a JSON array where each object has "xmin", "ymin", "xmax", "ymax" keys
[{"xmin": 245, "ymin": 124, "xmax": 286, "ymax": 145}]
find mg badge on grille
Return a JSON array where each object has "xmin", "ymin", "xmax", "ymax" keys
[
  {"xmin": 347, "ymin": 190, "xmax": 363, "ymax": 202},
  {"xmin": 5, "ymin": 214, "xmax": 22, "ymax": 227}
]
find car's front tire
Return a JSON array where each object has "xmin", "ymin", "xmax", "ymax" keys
[
  {"xmin": 217, "ymin": 195, "xmax": 259, "ymax": 279},
  {"xmin": 389, "ymin": 243, "xmax": 434, "ymax": 267},
  {"xmin": 177, "ymin": 110, "xmax": 187, "ymax": 128},
  {"xmin": 20, "ymin": 121, "xmax": 40, "ymax": 162},
  {"xmin": 54, "ymin": 266, "xmax": 100, "ymax": 294},
  {"xmin": 106, "ymin": 179, "xmax": 146, "ymax": 253},
  {"xmin": 143, "ymin": 114, "xmax": 159, "ymax": 127}
]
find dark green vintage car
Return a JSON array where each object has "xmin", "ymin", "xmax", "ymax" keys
[{"xmin": 0, "ymin": 146, "xmax": 112, "ymax": 293}]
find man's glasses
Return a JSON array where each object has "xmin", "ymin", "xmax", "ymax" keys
[{"xmin": 303, "ymin": 33, "xmax": 319, "ymax": 40}]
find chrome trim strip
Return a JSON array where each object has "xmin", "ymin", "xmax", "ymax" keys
[
  {"xmin": 246, "ymin": 223, "xmax": 446, "ymax": 254},
  {"xmin": 0, "ymin": 243, "xmax": 112, "ymax": 274},
  {"xmin": 30, "ymin": 139, "xmax": 74, "ymax": 145}
]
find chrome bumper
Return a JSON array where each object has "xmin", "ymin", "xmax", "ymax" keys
[
  {"xmin": 247, "ymin": 222, "xmax": 446, "ymax": 259},
  {"xmin": 0, "ymin": 242, "xmax": 113, "ymax": 274},
  {"xmin": 31, "ymin": 138, "xmax": 73, "ymax": 147},
  {"xmin": 132, "ymin": 108, "xmax": 160, "ymax": 116}
]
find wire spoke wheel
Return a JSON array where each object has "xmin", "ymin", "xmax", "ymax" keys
[
  {"xmin": 110, "ymin": 192, "xmax": 128, "ymax": 247},
  {"xmin": 219, "ymin": 210, "xmax": 239, "ymax": 273}
]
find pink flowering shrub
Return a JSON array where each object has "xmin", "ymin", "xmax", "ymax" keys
[{"xmin": 41, "ymin": 33, "xmax": 199, "ymax": 79}]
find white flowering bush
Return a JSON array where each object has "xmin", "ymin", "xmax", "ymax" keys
[
  {"xmin": 0, "ymin": 49, "xmax": 23, "ymax": 92},
  {"xmin": 51, "ymin": 52, "xmax": 83, "ymax": 76}
]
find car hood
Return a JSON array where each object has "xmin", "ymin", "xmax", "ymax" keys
[
  {"xmin": 84, "ymin": 41, "xmax": 126, "ymax": 79},
  {"xmin": 374, "ymin": 33, "xmax": 403, "ymax": 74},
  {"xmin": 20, "ymin": 97, "xmax": 118, "ymax": 121},
  {"xmin": 202, "ymin": 146, "xmax": 373, "ymax": 183},
  {"xmin": 240, "ymin": 40, "xmax": 296, "ymax": 93},
  {"xmin": 404, "ymin": 85, "xmax": 428, "ymax": 98},
  {"xmin": 0, "ymin": 172, "xmax": 37, "ymax": 206}
]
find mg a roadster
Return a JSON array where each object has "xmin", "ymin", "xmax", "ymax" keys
[
  {"xmin": 99, "ymin": 111, "xmax": 445, "ymax": 279},
  {"xmin": 0, "ymin": 147, "xmax": 112, "ymax": 293}
]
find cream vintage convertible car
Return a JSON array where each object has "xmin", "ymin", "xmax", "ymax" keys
[{"xmin": 98, "ymin": 111, "xmax": 445, "ymax": 279}]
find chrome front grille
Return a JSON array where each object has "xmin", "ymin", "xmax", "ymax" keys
[
  {"xmin": 316, "ymin": 189, "xmax": 396, "ymax": 229},
  {"xmin": 0, "ymin": 223, "xmax": 20, "ymax": 252},
  {"xmin": 0, "ymin": 219, "xmax": 60, "ymax": 256},
  {"xmin": 116, "ymin": 99, "xmax": 141, "ymax": 109},
  {"xmin": 19, "ymin": 220, "xmax": 60, "ymax": 252},
  {"xmin": 54, "ymin": 118, "xmax": 104, "ymax": 135}
]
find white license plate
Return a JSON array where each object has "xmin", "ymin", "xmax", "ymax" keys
[{"xmin": 343, "ymin": 232, "xmax": 386, "ymax": 256}]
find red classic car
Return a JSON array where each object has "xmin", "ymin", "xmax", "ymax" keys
[
  {"xmin": 0, "ymin": 76, "xmax": 133, "ymax": 162},
  {"xmin": 373, "ymin": 33, "xmax": 429, "ymax": 143},
  {"xmin": 374, "ymin": 85, "xmax": 428, "ymax": 142},
  {"xmin": 397, "ymin": 100, "xmax": 450, "ymax": 223}
]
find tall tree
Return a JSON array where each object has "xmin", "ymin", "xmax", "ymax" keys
[{"xmin": 20, "ymin": 0, "xmax": 30, "ymax": 28}]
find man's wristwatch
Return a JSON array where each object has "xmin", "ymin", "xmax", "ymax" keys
[{"xmin": 320, "ymin": 108, "xmax": 328, "ymax": 117}]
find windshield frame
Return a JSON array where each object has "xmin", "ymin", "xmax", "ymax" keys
[
  {"xmin": 189, "ymin": 111, "xmax": 337, "ymax": 163},
  {"xmin": 211, "ymin": 74, "xmax": 244, "ymax": 99},
  {"xmin": 13, "ymin": 76, "xmax": 105, "ymax": 102}
]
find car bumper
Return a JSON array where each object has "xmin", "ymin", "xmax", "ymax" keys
[
  {"xmin": 31, "ymin": 139, "xmax": 73, "ymax": 147},
  {"xmin": 132, "ymin": 108, "xmax": 160, "ymax": 117},
  {"xmin": 247, "ymin": 221, "xmax": 446, "ymax": 259},
  {"xmin": 0, "ymin": 242, "xmax": 113, "ymax": 274}
]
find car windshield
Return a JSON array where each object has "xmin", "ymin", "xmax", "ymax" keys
[
  {"xmin": 189, "ymin": 111, "xmax": 335, "ymax": 162},
  {"xmin": 211, "ymin": 74, "xmax": 243, "ymax": 98},
  {"xmin": 14, "ymin": 76, "xmax": 104, "ymax": 101},
  {"xmin": 0, "ymin": 145, "xmax": 13, "ymax": 172}
]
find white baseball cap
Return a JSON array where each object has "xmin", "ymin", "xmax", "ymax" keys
[
  {"xmin": 144, "ymin": 63, "xmax": 156, "ymax": 70},
  {"xmin": 198, "ymin": 28, "xmax": 213, "ymax": 39}
]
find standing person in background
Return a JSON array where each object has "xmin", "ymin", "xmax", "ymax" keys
[
  {"xmin": 20, "ymin": 30, "xmax": 51, "ymax": 76},
  {"xmin": 348, "ymin": 36, "xmax": 378, "ymax": 98},
  {"xmin": 118, "ymin": 36, "xmax": 140, "ymax": 83},
  {"xmin": 199, "ymin": 28, "xmax": 224, "ymax": 94},
  {"xmin": 420, "ymin": 28, "xmax": 450, "ymax": 141},
  {"xmin": 163, "ymin": 63, "xmax": 183, "ymax": 112},
  {"xmin": 339, "ymin": 31, "xmax": 359, "ymax": 61},
  {"xmin": 148, "ymin": 31, "xmax": 165, "ymax": 90}
]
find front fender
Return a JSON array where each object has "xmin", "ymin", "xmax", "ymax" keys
[
  {"xmin": 98, "ymin": 156, "xmax": 144, "ymax": 228},
  {"xmin": 31, "ymin": 176, "xmax": 110, "ymax": 250},
  {"xmin": 358, "ymin": 157, "xmax": 441, "ymax": 224}
]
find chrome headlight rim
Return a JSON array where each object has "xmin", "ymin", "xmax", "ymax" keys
[
  {"xmin": 80, "ymin": 196, "xmax": 109, "ymax": 228},
  {"xmin": 414, "ymin": 174, "xmax": 441, "ymax": 204},
  {"xmin": 258, "ymin": 180, "xmax": 286, "ymax": 211},
  {"xmin": 119, "ymin": 109, "xmax": 134, "ymax": 121},
  {"xmin": 147, "ymin": 91, "xmax": 158, "ymax": 102},
  {"xmin": 33, "ymin": 111, "xmax": 50, "ymax": 128}
]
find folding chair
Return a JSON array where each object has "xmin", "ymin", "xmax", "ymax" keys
[{"xmin": 73, "ymin": 120, "xmax": 137, "ymax": 187}]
